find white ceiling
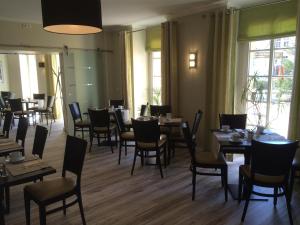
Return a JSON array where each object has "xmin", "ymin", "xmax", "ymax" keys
[{"xmin": 0, "ymin": 0, "xmax": 282, "ymax": 27}]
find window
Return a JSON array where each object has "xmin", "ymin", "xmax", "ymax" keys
[
  {"xmin": 149, "ymin": 51, "xmax": 161, "ymax": 105},
  {"xmin": 19, "ymin": 55, "xmax": 39, "ymax": 99},
  {"xmin": 245, "ymin": 36, "xmax": 296, "ymax": 137}
]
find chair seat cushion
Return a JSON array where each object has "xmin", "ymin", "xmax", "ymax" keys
[
  {"xmin": 24, "ymin": 177, "xmax": 75, "ymax": 202},
  {"xmin": 75, "ymin": 120, "xmax": 90, "ymax": 127},
  {"xmin": 137, "ymin": 136, "xmax": 167, "ymax": 149},
  {"xmin": 240, "ymin": 165, "xmax": 285, "ymax": 185},
  {"xmin": 94, "ymin": 124, "xmax": 116, "ymax": 133},
  {"xmin": 195, "ymin": 151, "xmax": 226, "ymax": 166},
  {"xmin": 120, "ymin": 131, "xmax": 134, "ymax": 140}
]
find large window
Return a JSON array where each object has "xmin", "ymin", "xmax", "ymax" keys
[
  {"xmin": 245, "ymin": 37, "xmax": 295, "ymax": 137},
  {"xmin": 149, "ymin": 51, "xmax": 161, "ymax": 105},
  {"xmin": 19, "ymin": 54, "xmax": 39, "ymax": 99}
]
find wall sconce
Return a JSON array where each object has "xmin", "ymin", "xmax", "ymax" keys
[{"xmin": 189, "ymin": 52, "xmax": 197, "ymax": 69}]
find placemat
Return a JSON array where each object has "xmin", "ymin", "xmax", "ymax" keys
[
  {"xmin": 6, "ymin": 159, "xmax": 50, "ymax": 177},
  {"xmin": 0, "ymin": 142, "xmax": 22, "ymax": 152}
]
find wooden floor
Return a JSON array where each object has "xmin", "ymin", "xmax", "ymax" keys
[{"xmin": 4, "ymin": 121, "xmax": 300, "ymax": 225}]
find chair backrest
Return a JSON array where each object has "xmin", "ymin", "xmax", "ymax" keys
[
  {"xmin": 0, "ymin": 96, "xmax": 6, "ymax": 109},
  {"xmin": 219, "ymin": 114, "xmax": 247, "ymax": 129},
  {"xmin": 191, "ymin": 110, "xmax": 203, "ymax": 140},
  {"xmin": 182, "ymin": 122, "xmax": 196, "ymax": 164},
  {"xmin": 250, "ymin": 140, "xmax": 299, "ymax": 178},
  {"xmin": 109, "ymin": 99, "xmax": 124, "ymax": 108},
  {"xmin": 33, "ymin": 93, "xmax": 45, "ymax": 100},
  {"xmin": 132, "ymin": 118, "xmax": 160, "ymax": 143},
  {"xmin": 1, "ymin": 91, "xmax": 11, "ymax": 102},
  {"xmin": 32, "ymin": 125, "xmax": 48, "ymax": 159},
  {"xmin": 8, "ymin": 98, "xmax": 23, "ymax": 112},
  {"xmin": 46, "ymin": 96, "xmax": 55, "ymax": 109},
  {"xmin": 2, "ymin": 112, "xmax": 13, "ymax": 138},
  {"xmin": 140, "ymin": 103, "xmax": 148, "ymax": 117},
  {"xmin": 69, "ymin": 102, "xmax": 82, "ymax": 121},
  {"xmin": 16, "ymin": 117, "xmax": 29, "ymax": 147},
  {"xmin": 88, "ymin": 108, "xmax": 110, "ymax": 128},
  {"xmin": 150, "ymin": 105, "xmax": 171, "ymax": 116},
  {"xmin": 115, "ymin": 109, "xmax": 126, "ymax": 133},
  {"xmin": 62, "ymin": 135, "xmax": 87, "ymax": 184}
]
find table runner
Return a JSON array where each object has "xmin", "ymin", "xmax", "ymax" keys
[{"xmin": 6, "ymin": 159, "xmax": 50, "ymax": 177}]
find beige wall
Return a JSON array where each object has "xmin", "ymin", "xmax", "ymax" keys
[
  {"xmin": 0, "ymin": 55, "xmax": 10, "ymax": 91},
  {"xmin": 6, "ymin": 54, "xmax": 22, "ymax": 97},
  {"xmin": 177, "ymin": 12, "xmax": 211, "ymax": 149}
]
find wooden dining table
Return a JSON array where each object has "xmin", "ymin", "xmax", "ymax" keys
[
  {"xmin": 213, "ymin": 129, "xmax": 287, "ymax": 199},
  {"xmin": 0, "ymin": 157, "xmax": 56, "ymax": 224}
]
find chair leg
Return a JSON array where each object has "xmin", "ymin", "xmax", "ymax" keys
[
  {"xmin": 63, "ymin": 199, "xmax": 66, "ymax": 215},
  {"xmin": 192, "ymin": 166, "xmax": 196, "ymax": 201},
  {"xmin": 238, "ymin": 170, "xmax": 243, "ymax": 203},
  {"xmin": 89, "ymin": 135, "xmax": 94, "ymax": 152},
  {"xmin": 131, "ymin": 149, "xmax": 138, "ymax": 175},
  {"xmin": 241, "ymin": 185, "xmax": 252, "ymax": 222},
  {"xmin": 284, "ymin": 187, "xmax": 294, "ymax": 225},
  {"xmin": 125, "ymin": 141, "xmax": 127, "ymax": 156},
  {"xmin": 24, "ymin": 192, "xmax": 30, "ymax": 225},
  {"xmin": 163, "ymin": 145, "xmax": 167, "ymax": 168},
  {"xmin": 274, "ymin": 187, "xmax": 278, "ymax": 206},
  {"xmin": 141, "ymin": 150, "xmax": 144, "ymax": 167},
  {"xmin": 39, "ymin": 205, "xmax": 46, "ymax": 225},
  {"xmin": 77, "ymin": 193, "xmax": 86, "ymax": 225},
  {"xmin": 81, "ymin": 129, "xmax": 84, "ymax": 139},
  {"xmin": 108, "ymin": 133, "xmax": 114, "ymax": 153},
  {"xmin": 223, "ymin": 166, "xmax": 228, "ymax": 202},
  {"xmin": 289, "ymin": 168, "xmax": 296, "ymax": 202},
  {"xmin": 157, "ymin": 150, "xmax": 164, "ymax": 178},
  {"xmin": 118, "ymin": 141, "xmax": 122, "ymax": 165},
  {"xmin": 4, "ymin": 187, "xmax": 9, "ymax": 213}
]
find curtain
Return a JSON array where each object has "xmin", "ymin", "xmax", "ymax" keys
[
  {"xmin": 161, "ymin": 21, "xmax": 178, "ymax": 115},
  {"xmin": 203, "ymin": 9, "xmax": 239, "ymax": 151},
  {"xmin": 288, "ymin": 0, "xmax": 300, "ymax": 140},
  {"xmin": 238, "ymin": 0, "xmax": 297, "ymax": 41},
  {"xmin": 120, "ymin": 30, "xmax": 134, "ymax": 118},
  {"xmin": 44, "ymin": 54, "xmax": 57, "ymax": 117},
  {"xmin": 146, "ymin": 26, "xmax": 161, "ymax": 51}
]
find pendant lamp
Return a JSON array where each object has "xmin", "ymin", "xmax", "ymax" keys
[{"xmin": 41, "ymin": 0, "xmax": 102, "ymax": 35}]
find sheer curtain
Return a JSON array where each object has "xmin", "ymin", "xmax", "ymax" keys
[
  {"xmin": 161, "ymin": 21, "xmax": 179, "ymax": 115},
  {"xmin": 120, "ymin": 30, "xmax": 134, "ymax": 117},
  {"xmin": 288, "ymin": 0, "xmax": 300, "ymax": 140}
]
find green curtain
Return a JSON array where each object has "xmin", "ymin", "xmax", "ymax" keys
[
  {"xmin": 120, "ymin": 30, "xmax": 135, "ymax": 118},
  {"xmin": 288, "ymin": 0, "xmax": 300, "ymax": 140},
  {"xmin": 238, "ymin": 0, "xmax": 297, "ymax": 41},
  {"xmin": 203, "ymin": 9, "xmax": 239, "ymax": 152},
  {"xmin": 146, "ymin": 26, "xmax": 161, "ymax": 51},
  {"xmin": 161, "ymin": 21, "xmax": 178, "ymax": 115}
]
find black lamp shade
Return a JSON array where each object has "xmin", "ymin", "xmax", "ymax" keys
[{"xmin": 41, "ymin": 0, "xmax": 102, "ymax": 35}]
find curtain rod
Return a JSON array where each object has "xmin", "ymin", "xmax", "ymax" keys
[
  {"xmin": 240, "ymin": 0, "xmax": 291, "ymax": 10},
  {"xmin": 0, "ymin": 44, "xmax": 113, "ymax": 53}
]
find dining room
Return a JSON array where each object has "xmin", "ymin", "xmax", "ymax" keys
[{"xmin": 0, "ymin": 0, "xmax": 300, "ymax": 225}]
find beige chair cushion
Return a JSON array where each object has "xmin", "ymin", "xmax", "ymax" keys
[
  {"xmin": 94, "ymin": 124, "xmax": 116, "ymax": 133},
  {"xmin": 24, "ymin": 177, "xmax": 75, "ymax": 202},
  {"xmin": 137, "ymin": 135, "xmax": 167, "ymax": 149},
  {"xmin": 240, "ymin": 165, "xmax": 285, "ymax": 185},
  {"xmin": 195, "ymin": 151, "xmax": 226, "ymax": 166},
  {"xmin": 120, "ymin": 131, "xmax": 134, "ymax": 140},
  {"xmin": 75, "ymin": 120, "xmax": 90, "ymax": 127}
]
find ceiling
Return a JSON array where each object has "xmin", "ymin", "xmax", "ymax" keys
[{"xmin": 0, "ymin": 0, "xmax": 283, "ymax": 27}]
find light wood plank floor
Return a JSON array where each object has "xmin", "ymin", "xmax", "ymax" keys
[{"xmin": 4, "ymin": 122, "xmax": 300, "ymax": 225}]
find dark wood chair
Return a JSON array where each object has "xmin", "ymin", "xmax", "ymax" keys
[
  {"xmin": 140, "ymin": 103, "xmax": 148, "ymax": 117},
  {"xmin": 16, "ymin": 117, "xmax": 29, "ymax": 150},
  {"xmin": 1, "ymin": 91, "xmax": 12, "ymax": 103},
  {"xmin": 88, "ymin": 108, "xmax": 117, "ymax": 152},
  {"xmin": 150, "ymin": 105, "xmax": 171, "ymax": 117},
  {"xmin": 0, "ymin": 96, "xmax": 9, "ymax": 125},
  {"xmin": 109, "ymin": 99, "xmax": 125, "ymax": 108},
  {"xmin": 131, "ymin": 118, "xmax": 167, "ymax": 178},
  {"xmin": 0, "ymin": 111, "xmax": 13, "ymax": 138},
  {"xmin": 115, "ymin": 109, "xmax": 135, "ymax": 164},
  {"xmin": 182, "ymin": 122, "xmax": 228, "ymax": 201},
  {"xmin": 169, "ymin": 110, "xmax": 203, "ymax": 160},
  {"xmin": 219, "ymin": 114, "xmax": 247, "ymax": 130},
  {"xmin": 238, "ymin": 140, "xmax": 298, "ymax": 224},
  {"xmin": 35, "ymin": 96, "xmax": 55, "ymax": 126},
  {"xmin": 24, "ymin": 135, "xmax": 87, "ymax": 225},
  {"xmin": 4, "ymin": 125, "xmax": 48, "ymax": 213},
  {"xmin": 69, "ymin": 102, "xmax": 90, "ymax": 139},
  {"xmin": 8, "ymin": 98, "xmax": 33, "ymax": 124},
  {"xmin": 28, "ymin": 94, "xmax": 46, "ymax": 111},
  {"xmin": 289, "ymin": 150, "xmax": 300, "ymax": 202}
]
